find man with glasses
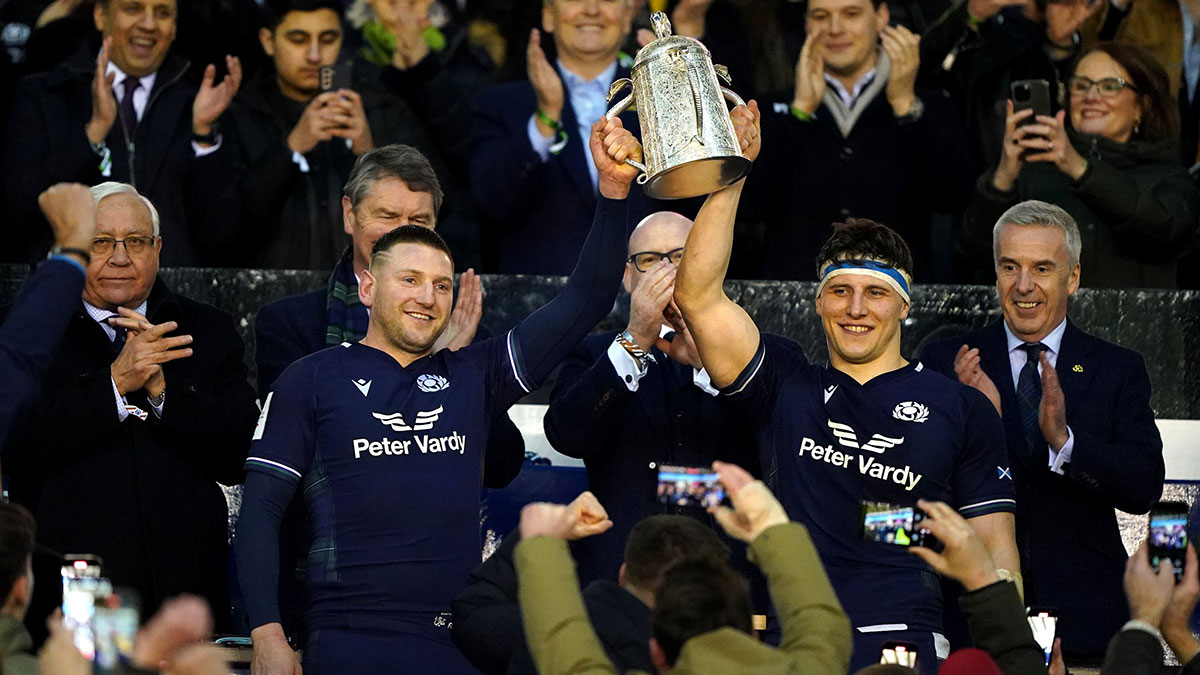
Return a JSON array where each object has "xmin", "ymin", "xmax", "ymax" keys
[
  {"xmin": 544, "ymin": 211, "xmax": 792, "ymax": 593},
  {"xmin": 2, "ymin": 181, "xmax": 258, "ymax": 633}
]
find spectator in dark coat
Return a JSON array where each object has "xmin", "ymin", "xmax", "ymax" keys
[
  {"xmin": 469, "ymin": 0, "xmax": 686, "ymax": 274},
  {"xmin": 2, "ymin": 182, "xmax": 258, "ymax": 632},
  {"xmin": 451, "ymin": 505, "xmax": 729, "ymax": 675},
  {"xmin": 3, "ymin": 0, "xmax": 243, "ymax": 266},
  {"xmin": 740, "ymin": 0, "xmax": 973, "ymax": 282},
  {"xmin": 226, "ymin": 0, "xmax": 438, "ymax": 269},
  {"xmin": 961, "ymin": 42, "xmax": 1198, "ymax": 288}
]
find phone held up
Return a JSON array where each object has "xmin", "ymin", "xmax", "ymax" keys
[
  {"xmin": 654, "ymin": 463, "xmax": 729, "ymax": 510},
  {"xmin": 880, "ymin": 640, "xmax": 919, "ymax": 667},
  {"xmin": 860, "ymin": 501, "xmax": 938, "ymax": 549},
  {"xmin": 1027, "ymin": 607, "xmax": 1058, "ymax": 666},
  {"xmin": 1149, "ymin": 500, "xmax": 1189, "ymax": 582},
  {"xmin": 61, "ymin": 555, "xmax": 141, "ymax": 673},
  {"xmin": 319, "ymin": 62, "xmax": 354, "ymax": 94}
]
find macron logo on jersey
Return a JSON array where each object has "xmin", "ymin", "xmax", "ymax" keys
[
  {"xmin": 824, "ymin": 385, "xmax": 838, "ymax": 403},
  {"xmin": 352, "ymin": 379, "xmax": 372, "ymax": 397},
  {"xmin": 373, "ymin": 406, "xmax": 444, "ymax": 432}
]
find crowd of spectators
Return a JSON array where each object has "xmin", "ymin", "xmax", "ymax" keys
[
  {"xmin": 0, "ymin": 0, "xmax": 1196, "ymax": 673},
  {"xmin": 1, "ymin": 0, "xmax": 1199, "ymax": 285}
]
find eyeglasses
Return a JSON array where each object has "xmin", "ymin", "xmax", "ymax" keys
[
  {"xmin": 91, "ymin": 236, "xmax": 157, "ymax": 255},
  {"xmin": 627, "ymin": 247, "xmax": 684, "ymax": 272},
  {"xmin": 1067, "ymin": 76, "xmax": 1138, "ymax": 98}
]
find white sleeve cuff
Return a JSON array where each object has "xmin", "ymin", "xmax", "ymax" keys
[
  {"xmin": 291, "ymin": 150, "xmax": 311, "ymax": 173},
  {"xmin": 526, "ymin": 115, "xmax": 553, "ymax": 162},
  {"xmin": 111, "ymin": 376, "xmax": 130, "ymax": 422},
  {"xmin": 607, "ymin": 339, "xmax": 648, "ymax": 392},
  {"xmin": 1048, "ymin": 427, "xmax": 1074, "ymax": 475},
  {"xmin": 693, "ymin": 368, "xmax": 720, "ymax": 397},
  {"xmin": 1121, "ymin": 619, "xmax": 1162, "ymax": 641},
  {"xmin": 192, "ymin": 138, "xmax": 222, "ymax": 156},
  {"xmin": 150, "ymin": 399, "xmax": 164, "ymax": 418}
]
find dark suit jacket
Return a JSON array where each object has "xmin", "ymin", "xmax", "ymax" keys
[
  {"xmin": 543, "ymin": 330, "xmax": 781, "ymax": 584},
  {"xmin": 2, "ymin": 278, "xmax": 258, "ymax": 628},
  {"xmin": 922, "ymin": 319, "xmax": 1164, "ymax": 657},
  {"xmin": 0, "ymin": 259, "xmax": 84, "ymax": 447},
  {"xmin": 3, "ymin": 49, "xmax": 240, "ymax": 266},
  {"xmin": 469, "ymin": 64, "xmax": 685, "ymax": 275}
]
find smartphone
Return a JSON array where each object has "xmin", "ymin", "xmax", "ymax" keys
[
  {"xmin": 1027, "ymin": 607, "xmax": 1057, "ymax": 666},
  {"xmin": 60, "ymin": 555, "xmax": 106, "ymax": 661},
  {"xmin": 861, "ymin": 501, "xmax": 934, "ymax": 548},
  {"xmin": 1010, "ymin": 79, "xmax": 1052, "ymax": 125},
  {"xmin": 1149, "ymin": 501, "xmax": 1188, "ymax": 582},
  {"xmin": 880, "ymin": 640, "xmax": 919, "ymax": 667},
  {"xmin": 319, "ymin": 62, "xmax": 354, "ymax": 93},
  {"xmin": 93, "ymin": 588, "xmax": 140, "ymax": 672},
  {"xmin": 655, "ymin": 463, "xmax": 728, "ymax": 510}
]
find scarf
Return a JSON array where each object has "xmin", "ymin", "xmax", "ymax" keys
[{"xmin": 325, "ymin": 252, "xmax": 369, "ymax": 346}]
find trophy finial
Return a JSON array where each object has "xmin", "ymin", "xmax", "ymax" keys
[{"xmin": 650, "ymin": 11, "xmax": 673, "ymax": 39}]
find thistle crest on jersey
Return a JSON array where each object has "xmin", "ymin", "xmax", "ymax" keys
[
  {"xmin": 892, "ymin": 401, "xmax": 929, "ymax": 423},
  {"xmin": 417, "ymin": 373, "xmax": 450, "ymax": 392}
]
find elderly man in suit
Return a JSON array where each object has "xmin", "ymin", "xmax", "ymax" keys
[
  {"xmin": 922, "ymin": 199, "xmax": 1165, "ymax": 662},
  {"xmin": 2, "ymin": 181, "xmax": 258, "ymax": 632}
]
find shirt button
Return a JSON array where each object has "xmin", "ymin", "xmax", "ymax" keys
[{"xmin": 625, "ymin": 375, "xmax": 633, "ymax": 383}]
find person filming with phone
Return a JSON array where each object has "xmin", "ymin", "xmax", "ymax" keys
[
  {"xmin": 512, "ymin": 461, "xmax": 853, "ymax": 675},
  {"xmin": 962, "ymin": 41, "xmax": 1198, "ymax": 289}
]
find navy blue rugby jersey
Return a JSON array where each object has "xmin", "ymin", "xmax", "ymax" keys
[
  {"xmin": 244, "ymin": 337, "xmax": 531, "ymax": 633},
  {"xmin": 723, "ymin": 337, "xmax": 1015, "ymax": 631}
]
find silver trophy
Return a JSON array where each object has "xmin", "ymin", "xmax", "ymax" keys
[{"xmin": 605, "ymin": 12, "xmax": 751, "ymax": 199}]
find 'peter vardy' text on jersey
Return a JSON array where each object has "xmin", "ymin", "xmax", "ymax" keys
[
  {"xmin": 244, "ymin": 337, "xmax": 530, "ymax": 634},
  {"xmin": 724, "ymin": 338, "xmax": 1015, "ymax": 632}
]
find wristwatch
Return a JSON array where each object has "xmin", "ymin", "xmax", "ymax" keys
[
  {"xmin": 147, "ymin": 386, "xmax": 165, "ymax": 407},
  {"xmin": 47, "ymin": 246, "xmax": 92, "ymax": 265},
  {"xmin": 615, "ymin": 330, "xmax": 655, "ymax": 371}
]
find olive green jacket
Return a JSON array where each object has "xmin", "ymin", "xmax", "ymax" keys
[{"xmin": 514, "ymin": 523, "xmax": 852, "ymax": 675}]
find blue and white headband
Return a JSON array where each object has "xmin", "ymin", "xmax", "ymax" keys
[{"xmin": 816, "ymin": 258, "xmax": 912, "ymax": 304}]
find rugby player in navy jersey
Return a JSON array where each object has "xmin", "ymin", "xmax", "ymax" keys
[
  {"xmin": 673, "ymin": 101, "xmax": 1020, "ymax": 672},
  {"xmin": 234, "ymin": 117, "xmax": 644, "ymax": 675}
]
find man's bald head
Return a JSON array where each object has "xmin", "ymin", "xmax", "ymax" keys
[{"xmin": 624, "ymin": 211, "xmax": 692, "ymax": 294}]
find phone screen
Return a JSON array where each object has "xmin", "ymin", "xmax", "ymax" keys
[
  {"xmin": 1027, "ymin": 607, "xmax": 1057, "ymax": 666},
  {"xmin": 61, "ymin": 556, "xmax": 105, "ymax": 661},
  {"xmin": 1150, "ymin": 502, "xmax": 1188, "ymax": 581},
  {"xmin": 656, "ymin": 464, "xmax": 726, "ymax": 509},
  {"xmin": 94, "ymin": 589, "xmax": 140, "ymax": 672},
  {"xmin": 861, "ymin": 501, "xmax": 931, "ymax": 547},
  {"xmin": 880, "ymin": 640, "xmax": 918, "ymax": 667}
]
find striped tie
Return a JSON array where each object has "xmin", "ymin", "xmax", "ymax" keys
[{"xmin": 1016, "ymin": 342, "xmax": 1047, "ymax": 457}]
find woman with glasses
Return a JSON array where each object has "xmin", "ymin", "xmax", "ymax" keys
[{"xmin": 961, "ymin": 42, "xmax": 1198, "ymax": 288}]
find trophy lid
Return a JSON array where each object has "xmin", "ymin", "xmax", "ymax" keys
[{"xmin": 632, "ymin": 11, "xmax": 709, "ymax": 69}]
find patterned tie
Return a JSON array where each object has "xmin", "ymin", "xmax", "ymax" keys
[
  {"xmin": 119, "ymin": 77, "xmax": 141, "ymax": 140},
  {"xmin": 1016, "ymin": 342, "xmax": 1047, "ymax": 457}
]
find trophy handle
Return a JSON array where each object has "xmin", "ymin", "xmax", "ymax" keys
[{"xmin": 720, "ymin": 86, "xmax": 746, "ymax": 109}]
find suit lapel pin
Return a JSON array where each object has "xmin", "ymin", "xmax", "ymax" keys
[{"xmin": 1072, "ymin": 364, "xmax": 1083, "ymax": 373}]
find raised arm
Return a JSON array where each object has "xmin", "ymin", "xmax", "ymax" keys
[
  {"xmin": 507, "ymin": 118, "xmax": 640, "ymax": 388},
  {"xmin": 674, "ymin": 102, "xmax": 762, "ymax": 388}
]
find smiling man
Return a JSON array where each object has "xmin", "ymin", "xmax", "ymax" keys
[
  {"xmin": 674, "ymin": 102, "xmax": 1018, "ymax": 672},
  {"xmin": 2, "ymin": 181, "xmax": 258, "ymax": 633},
  {"xmin": 738, "ymin": 0, "xmax": 973, "ymax": 282},
  {"xmin": 4, "ymin": 0, "xmax": 243, "ymax": 266},
  {"xmin": 235, "ymin": 118, "xmax": 642, "ymax": 674},
  {"xmin": 922, "ymin": 199, "xmax": 1165, "ymax": 661}
]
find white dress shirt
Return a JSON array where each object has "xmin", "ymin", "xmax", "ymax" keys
[{"xmin": 1003, "ymin": 318, "xmax": 1074, "ymax": 474}]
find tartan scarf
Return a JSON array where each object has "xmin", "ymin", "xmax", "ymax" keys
[{"xmin": 324, "ymin": 253, "xmax": 369, "ymax": 346}]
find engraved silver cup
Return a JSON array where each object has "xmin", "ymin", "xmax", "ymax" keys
[{"xmin": 605, "ymin": 12, "xmax": 751, "ymax": 199}]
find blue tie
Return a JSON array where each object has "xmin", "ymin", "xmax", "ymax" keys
[
  {"xmin": 119, "ymin": 77, "xmax": 141, "ymax": 141},
  {"xmin": 1016, "ymin": 343, "xmax": 1047, "ymax": 457}
]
